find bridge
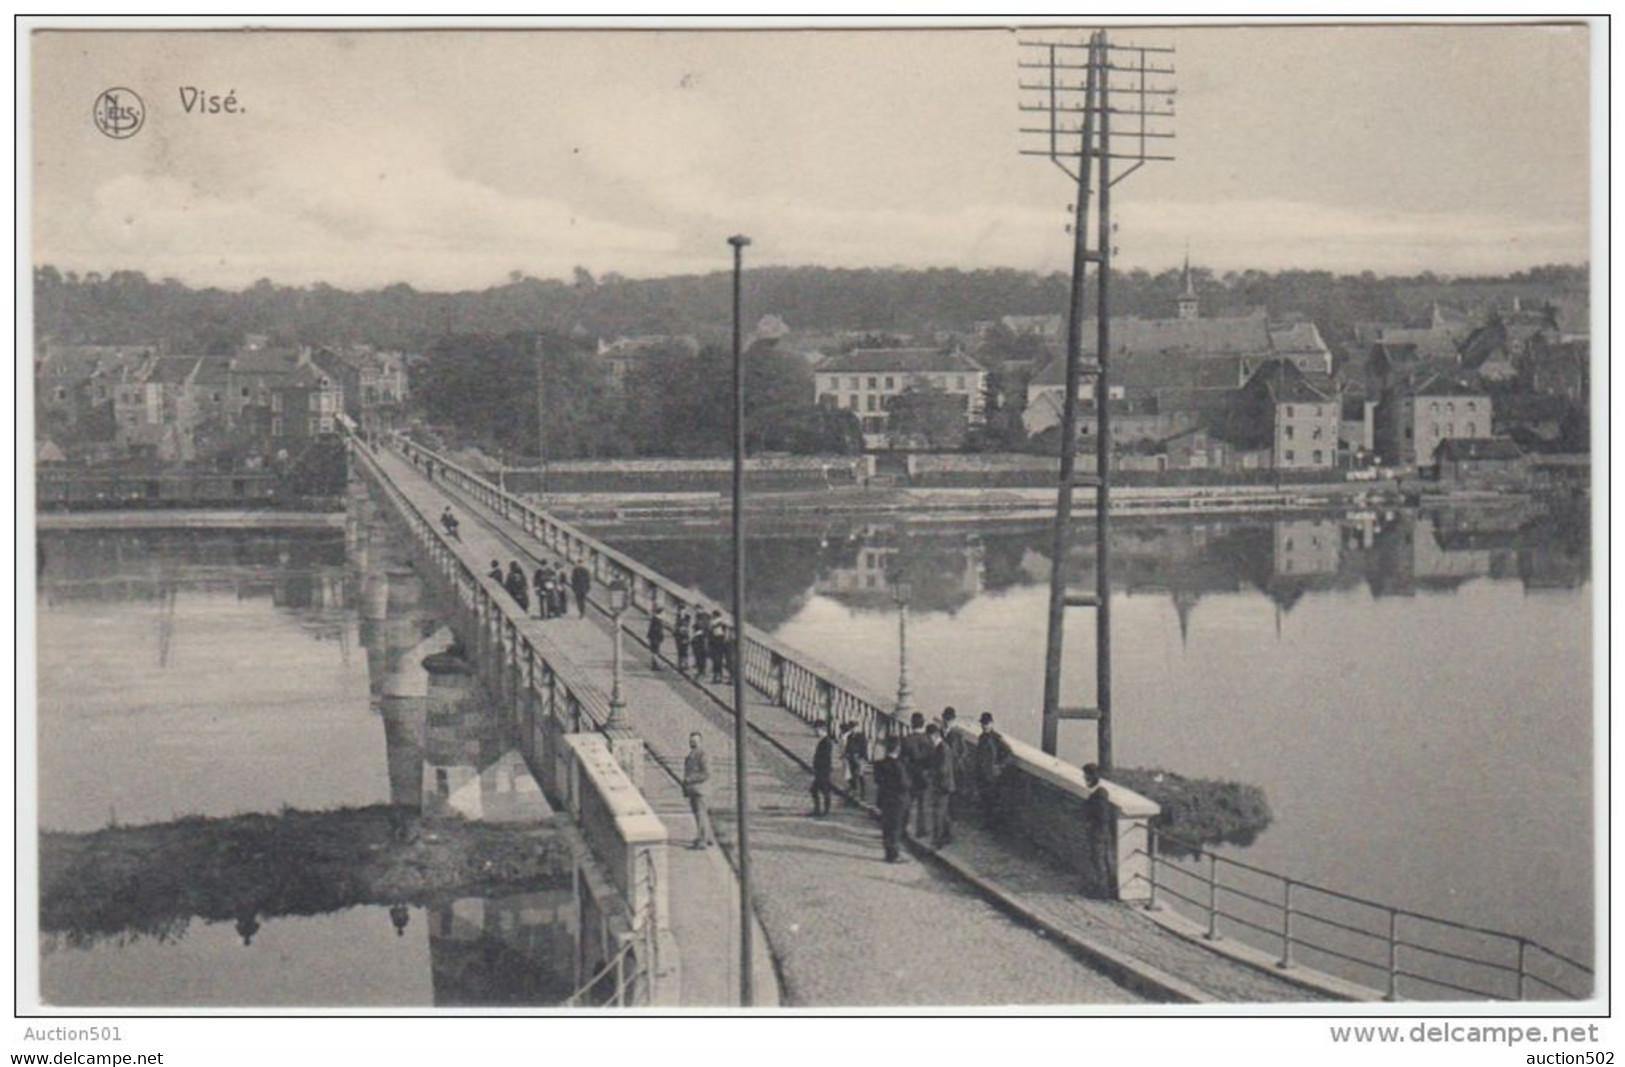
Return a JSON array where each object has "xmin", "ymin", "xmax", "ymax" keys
[{"xmin": 341, "ymin": 422, "xmax": 1592, "ymax": 1007}]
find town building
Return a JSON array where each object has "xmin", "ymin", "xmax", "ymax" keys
[
  {"xmin": 1376, "ymin": 373, "xmax": 1493, "ymax": 466},
  {"xmin": 1432, "ymin": 437, "xmax": 1528, "ymax": 491},
  {"xmin": 313, "ymin": 346, "xmax": 409, "ymax": 434},
  {"xmin": 813, "ymin": 347, "xmax": 988, "ymax": 449},
  {"xmin": 1235, "ymin": 359, "xmax": 1341, "ymax": 471},
  {"xmin": 1525, "ymin": 334, "xmax": 1589, "ymax": 404},
  {"xmin": 36, "ymin": 343, "xmax": 158, "ymax": 434}
]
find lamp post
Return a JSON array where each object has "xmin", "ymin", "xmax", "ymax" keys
[
  {"xmin": 727, "ymin": 233, "xmax": 754, "ymax": 1009},
  {"xmin": 606, "ymin": 577, "xmax": 629, "ymax": 732},
  {"xmin": 892, "ymin": 578, "xmax": 914, "ymax": 718}
]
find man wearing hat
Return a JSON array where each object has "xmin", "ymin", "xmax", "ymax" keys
[{"xmin": 974, "ymin": 712, "xmax": 1013, "ymax": 831}]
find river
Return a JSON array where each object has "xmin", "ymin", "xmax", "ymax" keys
[
  {"xmin": 35, "ymin": 526, "xmax": 576, "ymax": 1008},
  {"xmin": 581, "ymin": 496, "xmax": 1594, "ymax": 985},
  {"xmin": 34, "ymin": 494, "xmax": 1593, "ymax": 1003}
]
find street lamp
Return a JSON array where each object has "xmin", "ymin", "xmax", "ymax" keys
[
  {"xmin": 892, "ymin": 578, "xmax": 914, "ymax": 718},
  {"xmin": 727, "ymin": 232, "xmax": 754, "ymax": 1009},
  {"xmin": 606, "ymin": 577, "xmax": 629, "ymax": 732}
]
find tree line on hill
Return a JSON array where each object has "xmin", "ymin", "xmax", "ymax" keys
[{"xmin": 33, "ymin": 262, "xmax": 1587, "ymax": 364}]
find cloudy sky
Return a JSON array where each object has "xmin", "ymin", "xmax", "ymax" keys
[{"xmin": 30, "ymin": 23, "xmax": 1591, "ymax": 290}]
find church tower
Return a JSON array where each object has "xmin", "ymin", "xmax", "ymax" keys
[{"xmin": 1177, "ymin": 251, "xmax": 1199, "ymax": 320}]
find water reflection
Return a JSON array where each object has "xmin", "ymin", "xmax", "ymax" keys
[
  {"xmin": 596, "ymin": 497, "xmax": 1590, "ymax": 630},
  {"xmin": 37, "ymin": 514, "xmax": 577, "ymax": 1007},
  {"xmin": 589, "ymin": 496, "xmax": 1593, "ymax": 971}
]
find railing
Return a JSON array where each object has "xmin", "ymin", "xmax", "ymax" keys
[
  {"xmin": 390, "ymin": 433, "xmax": 910, "ymax": 750},
  {"xmin": 564, "ymin": 849, "xmax": 660, "ymax": 1008},
  {"xmin": 345, "ymin": 423, "xmax": 663, "ymax": 1006},
  {"xmin": 1132, "ymin": 824, "xmax": 1593, "ymax": 1002},
  {"xmin": 369, "ymin": 426, "xmax": 1591, "ymax": 1003},
  {"xmin": 347, "ymin": 427, "xmax": 616, "ymax": 759}
]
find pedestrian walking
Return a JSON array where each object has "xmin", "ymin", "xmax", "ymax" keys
[
  {"xmin": 439, "ymin": 506, "xmax": 460, "ymax": 541},
  {"xmin": 899, "ymin": 712, "xmax": 932, "ymax": 841},
  {"xmin": 692, "ymin": 609, "xmax": 711, "ymax": 679},
  {"xmin": 974, "ymin": 712, "xmax": 1013, "ymax": 830},
  {"xmin": 710, "ymin": 618, "xmax": 730, "ymax": 684},
  {"xmin": 540, "ymin": 566, "xmax": 561, "ymax": 619},
  {"xmin": 646, "ymin": 605, "xmax": 667, "ymax": 670},
  {"xmin": 532, "ymin": 564, "xmax": 550, "ymax": 619},
  {"xmin": 673, "ymin": 606, "xmax": 692, "ymax": 673},
  {"xmin": 925, "ymin": 724, "xmax": 956, "ymax": 848},
  {"xmin": 551, "ymin": 573, "xmax": 569, "ymax": 618},
  {"xmin": 683, "ymin": 732, "xmax": 717, "ymax": 849},
  {"xmin": 570, "ymin": 562, "xmax": 592, "ymax": 618},
  {"xmin": 841, "ymin": 721, "xmax": 869, "ymax": 802},
  {"xmin": 488, "ymin": 559, "xmax": 504, "ymax": 585},
  {"xmin": 504, "ymin": 561, "xmax": 530, "ymax": 614},
  {"xmin": 810, "ymin": 723, "xmax": 837, "ymax": 816},
  {"xmin": 873, "ymin": 738, "xmax": 910, "ymax": 863}
]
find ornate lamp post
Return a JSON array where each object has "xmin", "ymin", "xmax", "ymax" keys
[
  {"xmin": 892, "ymin": 578, "xmax": 914, "ymax": 718},
  {"xmin": 606, "ymin": 577, "xmax": 629, "ymax": 731}
]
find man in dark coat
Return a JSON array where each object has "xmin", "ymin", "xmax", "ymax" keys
[
  {"xmin": 709, "ymin": 618, "xmax": 730, "ymax": 684},
  {"xmin": 539, "ymin": 565, "xmax": 560, "ymax": 619},
  {"xmin": 1080, "ymin": 763, "xmax": 1118, "ymax": 899},
  {"xmin": 925, "ymin": 724, "xmax": 956, "ymax": 847},
  {"xmin": 673, "ymin": 607, "xmax": 692, "ymax": 673},
  {"xmin": 810, "ymin": 723, "xmax": 837, "ymax": 816},
  {"xmin": 841, "ymin": 721, "xmax": 869, "ymax": 802},
  {"xmin": 504, "ymin": 561, "xmax": 529, "ymax": 613},
  {"xmin": 646, "ymin": 605, "xmax": 667, "ymax": 670},
  {"xmin": 974, "ymin": 712, "xmax": 1013, "ymax": 830},
  {"xmin": 873, "ymin": 737, "xmax": 910, "ymax": 863},
  {"xmin": 898, "ymin": 712, "xmax": 932, "ymax": 841},
  {"xmin": 939, "ymin": 706, "xmax": 971, "ymax": 823},
  {"xmin": 692, "ymin": 609, "xmax": 711, "ymax": 678},
  {"xmin": 532, "ymin": 564, "xmax": 550, "ymax": 619},
  {"xmin": 569, "ymin": 562, "xmax": 592, "ymax": 618},
  {"xmin": 488, "ymin": 560, "xmax": 504, "ymax": 585}
]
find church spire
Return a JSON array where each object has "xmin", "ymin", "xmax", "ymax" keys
[{"xmin": 1177, "ymin": 245, "xmax": 1199, "ymax": 320}]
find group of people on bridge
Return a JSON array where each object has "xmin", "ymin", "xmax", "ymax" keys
[
  {"xmin": 644, "ymin": 604, "xmax": 735, "ymax": 685},
  {"xmin": 488, "ymin": 555, "xmax": 594, "ymax": 621},
  {"xmin": 812, "ymin": 707, "xmax": 1016, "ymax": 862}
]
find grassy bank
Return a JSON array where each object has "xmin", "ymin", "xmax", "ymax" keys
[
  {"xmin": 1114, "ymin": 767, "xmax": 1273, "ymax": 855},
  {"xmin": 41, "ymin": 805, "xmax": 573, "ymax": 946}
]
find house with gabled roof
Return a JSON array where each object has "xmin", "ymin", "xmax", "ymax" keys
[
  {"xmin": 1377, "ymin": 372, "xmax": 1493, "ymax": 466},
  {"xmin": 814, "ymin": 347, "xmax": 987, "ymax": 449}
]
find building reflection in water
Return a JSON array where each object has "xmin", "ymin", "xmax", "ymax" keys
[
  {"xmin": 38, "ymin": 527, "xmax": 356, "ymax": 665},
  {"xmin": 585, "ymin": 495, "xmax": 1589, "ymax": 644}
]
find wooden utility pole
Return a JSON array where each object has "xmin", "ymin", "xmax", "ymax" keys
[{"xmin": 1020, "ymin": 30, "xmax": 1176, "ymax": 770}]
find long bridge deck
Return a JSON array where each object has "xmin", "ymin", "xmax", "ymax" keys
[{"xmin": 361, "ymin": 442, "xmax": 1327, "ymax": 1006}]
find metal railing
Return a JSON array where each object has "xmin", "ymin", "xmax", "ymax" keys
[
  {"xmin": 365, "ymin": 427, "xmax": 1593, "ymax": 1004},
  {"xmin": 390, "ymin": 433, "xmax": 911, "ymax": 749},
  {"xmin": 347, "ymin": 424, "xmax": 663, "ymax": 1006},
  {"xmin": 1133, "ymin": 824, "xmax": 1593, "ymax": 1001},
  {"xmin": 564, "ymin": 849, "xmax": 660, "ymax": 1008}
]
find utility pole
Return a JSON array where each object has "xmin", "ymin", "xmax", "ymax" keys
[
  {"xmin": 535, "ymin": 349, "xmax": 548, "ymax": 499},
  {"xmin": 727, "ymin": 233, "xmax": 754, "ymax": 1008},
  {"xmin": 1020, "ymin": 30, "xmax": 1176, "ymax": 770}
]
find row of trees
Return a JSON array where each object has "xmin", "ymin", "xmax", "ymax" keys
[
  {"xmin": 412, "ymin": 332, "xmax": 864, "ymax": 459},
  {"xmin": 33, "ymin": 263, "xmax": 1588, "ymax": 363}
]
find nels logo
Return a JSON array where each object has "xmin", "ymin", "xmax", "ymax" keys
[{"xmin": 92, "ymin": 88, "xmax": 145, "ymax": 139}]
